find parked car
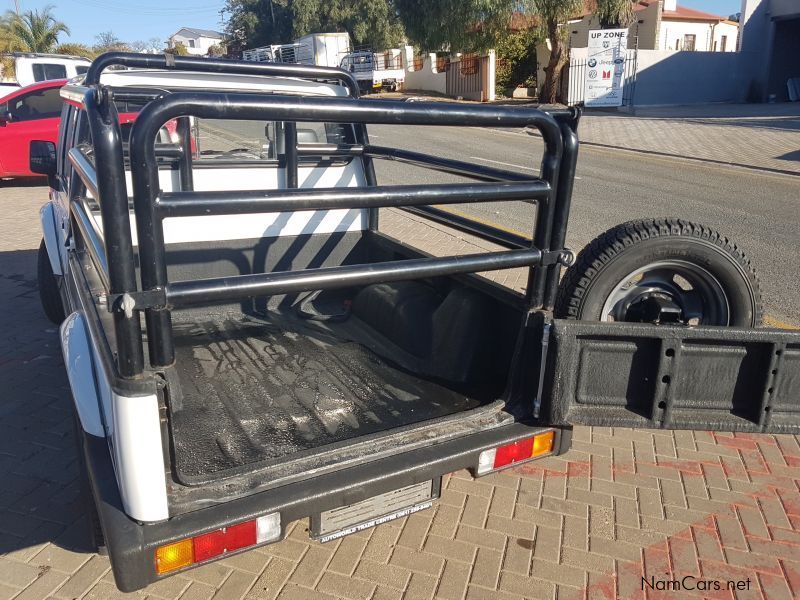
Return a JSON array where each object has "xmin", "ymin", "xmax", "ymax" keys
[
  {"xmin": 1, "ymin": 79, "xmax": 188, "ymax": 179},
  {"xmin": 35, "ymin": 52, "xmax": 800, "ymax": 592},
  {"xmin": 0, "ymin": 79, "xmax": 65, "ymax": 178}
]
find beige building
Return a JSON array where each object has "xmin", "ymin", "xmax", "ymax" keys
[{"xmin": 568, "ymin": 0, "xmax": 739, "ymax": 51}]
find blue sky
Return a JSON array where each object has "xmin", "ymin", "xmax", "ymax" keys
[{"xmin": 9, "ymin": 0, "xmax": 743, "ymax": 47}]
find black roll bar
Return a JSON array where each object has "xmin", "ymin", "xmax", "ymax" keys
[
  {"xmin": 124, "ymin": 93, "xmax": 564, "ymax": 369},
  {"xmin": 167, "ymin": 249, "xmax": 543, "ymax": 308},
  {"xmin": 74, "ymin": 53, "xmax": 578, "ymax": 377},
  {"xmin": 154, "ymin": 181, "xmax": 549, "ymax": 218},
  {"xmin": 83, "ymin": 87, "xmax": 145, "ymax": 377}
]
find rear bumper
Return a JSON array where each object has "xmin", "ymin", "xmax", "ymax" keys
[{"xmin": 81, "ymin": 422, "xmax": 570, "ymax": 592}]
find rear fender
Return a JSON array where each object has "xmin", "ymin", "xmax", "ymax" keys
[
  {"xmin": 39, "ymin": 201, "xmax": 63, "ymax": 275},
  {"xmin": 60, "ymin": 312, "xmax": 104, "ymax": 436}
]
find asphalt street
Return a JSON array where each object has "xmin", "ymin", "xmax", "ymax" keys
[
  {"xmin": 199, "ymin": 118, "xmax": 799, "ymax": 325},
  {"xmin": 367, "ymin": 123, "xmax": 800, "ymax": 326}
]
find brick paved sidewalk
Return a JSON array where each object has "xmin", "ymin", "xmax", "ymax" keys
[
  {"xmin": 577, "ymin": 103, "xmax": 800, "ymax": 175},
  {"xmin": 2, "ymin": 186, "xmax": 800, "ymax": 600}
]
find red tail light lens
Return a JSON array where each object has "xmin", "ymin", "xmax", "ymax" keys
[
  {"xmin": 476, "ymin": 431, "xmax": 556, "ymax": 475},
  {"xmin": 194, "ymin": 521, "xmax": 256, "ymax": 562},
  {"xmin": 494, "ymin": 437, "xmax": 535, "ymax": 466}
]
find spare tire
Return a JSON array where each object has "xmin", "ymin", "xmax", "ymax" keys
[{"xmin": 555, "ymin": 218, "xmax": 762, "ymax": 327}]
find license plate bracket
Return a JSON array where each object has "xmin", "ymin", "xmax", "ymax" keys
[{"xmin": 311, "ymin": 479, "xmax": 440, "ymax": 543}]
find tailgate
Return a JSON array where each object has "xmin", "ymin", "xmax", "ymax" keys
[{"xmin": 540, "ymin": 320, "xmax": 800, "ymax": 433}]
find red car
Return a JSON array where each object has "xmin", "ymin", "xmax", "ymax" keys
[
  {"xmin": 1, "ymin": 79, "xmax": 190, "ymax": 179},
  {"xmin": 0, "ymin": 79, "xmax": 66, "ymax": 178}
]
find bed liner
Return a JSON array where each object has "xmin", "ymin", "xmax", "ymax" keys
[{"xmin": 168, "ymin": 307, "xmax": 492, "ymax": 485}]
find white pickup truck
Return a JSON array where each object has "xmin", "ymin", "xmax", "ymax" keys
[
  {"xmin": 32, "ymin": 52, "xmax": 800, "ymax": 592},
  {"xmin": 1, "ymin": 53, "xmax": 91, "ymax": 91},
  {"xmin": 339, "ymin": 50, "xmax": 405, "ymax": 93}
]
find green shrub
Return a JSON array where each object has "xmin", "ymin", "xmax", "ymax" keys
[{"xmin": 495, "ymin": 29, "xmax": 539, "ymax": 97}]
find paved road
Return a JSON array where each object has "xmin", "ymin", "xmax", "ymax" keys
[{"xmin": 368, "ymin": 124, "xmax": 800, "ymax": 326}]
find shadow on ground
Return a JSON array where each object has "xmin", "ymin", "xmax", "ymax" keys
[
  {"xmin": 0, "ymin": 248, "xmax": 96, "ymax": 558},
  {"xmin": 0, "ymin": 177, "xmax": 49, "ymax": 189}
]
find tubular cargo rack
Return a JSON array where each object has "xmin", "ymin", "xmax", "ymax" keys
[{"xmin": 61, "ymin": 52, "xmax": 580, "ymax": 379}]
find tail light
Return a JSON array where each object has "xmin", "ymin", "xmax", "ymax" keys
[
  {"xmin": 476, "ymin": 430, "xmax": 555, "ymax": 475},
  {"xmin": 155, "ymin": 513, "xmax": 281, "ymax": 575}
]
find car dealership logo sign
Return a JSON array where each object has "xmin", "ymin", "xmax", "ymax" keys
[{"xmin": 584, "ymin": 28, "xmax": 628, "ymax": 107}]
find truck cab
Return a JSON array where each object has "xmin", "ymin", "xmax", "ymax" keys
[{"xmin": 34, "ymin": 52, "xmax": 800, "ymax": 592}]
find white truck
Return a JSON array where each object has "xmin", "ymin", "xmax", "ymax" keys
[
  {"xmin": 1, "ymin": 53, "xmax": 91, "ymax": 91},
  {"xmin": 339, "ymin": 50, "xmax": 405, "ymax": 93},
  {"xmin": 242, "ymin": 32, "xmax": 351, "ymax": 68},
  {"xmin": 31, "ymin": 51, "xmax": 800, "ymax": 592}
]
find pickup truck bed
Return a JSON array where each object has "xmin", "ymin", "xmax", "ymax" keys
[
  {"xmin": 159, "ymin": 232, "xmax": 521, "ymax": 488},
  {"xmin": 170, "ymin": 307, "xmax": 486, "ymax": 483}
]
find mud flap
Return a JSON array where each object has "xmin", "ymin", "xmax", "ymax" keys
[{"xmin": 539, "ymin": 320, "xmax": 800, "ymax": 433}]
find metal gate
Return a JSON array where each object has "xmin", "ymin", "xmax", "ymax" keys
[
  {"xmin": 446, "ymin": 55, "xmax": 490, "ymax": 102},
  {"xmin": 566, "ymin": 53, "xmax": 637, "ymax": 106}
]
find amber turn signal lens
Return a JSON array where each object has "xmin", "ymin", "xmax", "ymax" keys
[
  {"xmin": 155, "ymin": 539, "xmax": 194, "ymax": 575},
  {"xmin": 532, "ymin": 430, "xmax": 555, "ymax": 457}
]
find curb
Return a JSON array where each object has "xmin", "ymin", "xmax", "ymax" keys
[{"xmin": 579, "ymin": 141, "xmax": 800, "ymax": 178}]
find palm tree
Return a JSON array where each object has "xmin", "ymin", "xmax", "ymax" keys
[
  {"xmin": 1, "ymin": 5, "xmax": 70, "ymax": 53},
  {"xmin": 595, "ymin": 0, "xmax": 635, "ymax": 29}
]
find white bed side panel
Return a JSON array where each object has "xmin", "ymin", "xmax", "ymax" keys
[{"xmin": 106, "ymin": 162, "xmax": 369, "ymax": 245}]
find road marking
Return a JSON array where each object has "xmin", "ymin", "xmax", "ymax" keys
[
  {"xmin": 469, "ymin": 156, "xmax": 537, "ymax": 171},
  {"xmin": 436, "ymin": 206, "xmax": 531, "ymax": 239},
  {"xmin": 764, "ymin": 316, "xmax": 800, "ymax": 330},
  {"xmin": 469, "ymin": 156, "xmax": 583, "ymax": 180}
]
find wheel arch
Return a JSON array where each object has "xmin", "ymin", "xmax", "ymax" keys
[{"xmin": 60, "ymin": 312, "xmax": 105, "ymax": 437}]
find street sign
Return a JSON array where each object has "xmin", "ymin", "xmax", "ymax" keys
[{"xmin": 584, "ymin": 28, "xmax": 628, "ymax": 107}]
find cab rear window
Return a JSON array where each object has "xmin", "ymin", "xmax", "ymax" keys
[{"xmin": 32, "ymin": 63, "xmax": 67, "ymax": 82}]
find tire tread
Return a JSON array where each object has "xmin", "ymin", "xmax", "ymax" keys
[{"xmin": 554, "ymin": 218, "xmax": 763, "ymax": 325}]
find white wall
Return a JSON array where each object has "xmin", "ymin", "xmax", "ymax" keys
[
  {"xmin": 401, "ymin": 48, "xmax": 447, "ymax": 95},
  {"xmin": 568, "ymin": 47, "xmax": 747, "ymax": 105},
  {"xmin": 712, "ymin": 21, "xmax": 739, "ymax": 52},
  {"xmin": 659, "ymin": 20, "xmax": 716, "ymax": 51},
  {"xmin": 170, "ymin": 32, "xmax": 222, "ymax": 56}
]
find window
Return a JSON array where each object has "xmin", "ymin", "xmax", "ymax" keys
[
  {"xmin": 682, "ymin": 34, "xmax": 696, "ymax": 51},
  {"xmin": 76, "ymin": 65, "xmax": 89, "ymax": 75},
  {"xmin": 31, "ymin": 63, "xmax": 67, "ymax": 82},
  {"xmin": 187, "ymin": 39, "xmax": 195, "ymax": 48},
  {"xmin": 193, "ymin": 119, "xmax": 356, "ymax": 161},
  {"xmin": 6, "ymin": 87, "xmax": 63, "ymax": 122},
  {"xmin": 720, "ymin": 35, "xmax": 727, "ymax": 52}
]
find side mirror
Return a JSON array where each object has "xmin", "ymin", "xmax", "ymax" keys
[
  {"xmin": 29, "ymin": 140, "xmax": 57, "ymax": 177},
  {"xmin": 0, "ymin": 112, "xmax": 11, "ymax": 126}
]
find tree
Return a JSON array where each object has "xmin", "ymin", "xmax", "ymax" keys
[
  {"xmin": 55, "ymin": 42, "xmax": 96, "ymax": 59},
  {"xmin": 129, "ymin": 40, "xmax": 151, "ymax": 53},
  {"xmin": 495, "ymin": 28, "xmax": 540, "ymax": 95},
  {"xmin": 394, "ymin": 0, "xmax": 511, "ymax": 52},
  {"xmin": 529, "ymin": 0, "xmax": 582, "ymax": 103},
  {"xmin": 595, "ymin": 0, "xmax": 634, "ymax": 29},
  {"xmin": 94, "ymin": 31, "xmax": 130, "ymax": 54},
  {"xmin": 165, "ymin": 42, "xmax": 189, "ymax": 56},
  {"xmin": 224, "ymin": 0, "xmax": 404, "ymax": 51},
  {"xmin": 207, "ymin": 43, "xmax": 226, "ymax": 57},
  {"xmin": 0, "ymin": 5, "xmax": 69, "ymax": 53}
]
